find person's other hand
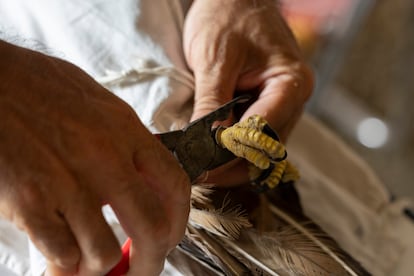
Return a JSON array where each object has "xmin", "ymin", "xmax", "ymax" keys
[
  {"xmin": 184, "ymin": 0, "xmax": 313, "ymax": 186},
  {"xmin": 0, "ymin": 41, "xmax": 190, "ymax": 276}
]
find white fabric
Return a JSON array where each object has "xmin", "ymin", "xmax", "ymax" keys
[
  {"xmin": 0, "ymin": 0, "xmax": 413, "ymax": 275},
  {"xmin": 0, "ymin": 0, "xmax": 193, "ymax": 133},
  {"xmin": 0, "ymin": 220, "xmax": 29, "ymax": 275},
  {"xmin": 288, "ymin": 114, "xmax": 414, "ymax": 276}
]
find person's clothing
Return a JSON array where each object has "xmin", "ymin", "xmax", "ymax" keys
[{"xmin": 0, "ymin": 1, "xmax": 412, "ymax": 275}]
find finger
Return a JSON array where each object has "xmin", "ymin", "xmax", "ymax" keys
[
  {"xmin": 17, "ymin": 207, "xmax": 80, "ymax": 273},
  {"xmin": 127, "ymin": 238, "xmax": 167, "ymax": 276},
  {"xmin": 108, "ymin": 139, "xmax": 189, "ymax": 275},
  {"xmin": 110, "ymin": 176, "xmax": 171, "ymax": 275},
  {"xmin": 242, "ymin": 72, "xmax": 312, "ymax": 142},
  {"xmin": 132, "ymin": 131, "xmax": 191, "ymax": 246},
  {"xmin": 63, "ymin": 188, "xmax": 121, "ymax": 275},
  {"xmin": 190, "ymin": 41, "xmax": 244, "ymax": 121},
  {"xmin": 132, "ymin": 133, "xmax": 191, "ymax": 208},
  {"xmin": 276, "ymin": 106, "xmax": 304, "ymax": 142}
]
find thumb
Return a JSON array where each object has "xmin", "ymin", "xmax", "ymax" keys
[{"xmin": 190, "ymin": 63, "xmax": 240, "ymax": 122}]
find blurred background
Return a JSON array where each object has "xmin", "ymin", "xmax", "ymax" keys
[{"xmin": 280, "ymin": 0, "xmax": 414, "ymax": 199}]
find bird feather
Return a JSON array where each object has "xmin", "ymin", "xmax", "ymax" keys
[
  {"xmin": 189, "ymin": 197, "xmax": 252, "ymax": 240},
  {"xmin": 170, "ymin": 185, "xmax": 369, "ymax": 276}
]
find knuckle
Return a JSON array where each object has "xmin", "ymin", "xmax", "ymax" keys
[
  {"xmin": 13, "ymin": 183, "xmax": 47, "ymax": 218},
  {"xmin": 51, "ymin": 248, "xmax": 80, "ymax": 270},
  {"xmin": 86, "ymin": 248, "xmax": 122, "ymax": 273},
  {"xmin": 36, "ymin": 233, "xmax": 81, "ymax": 269},
  {"xmin": 293, "ymin": 62, "xmax": 315, "ymax": 100},
  {"xmin": 278, "ymin": 61, "xmax": 314, "ymax": 103}
]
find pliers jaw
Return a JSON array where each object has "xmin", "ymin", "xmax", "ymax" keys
[{"xmin": 158, "ymin": 95, "xmax": 252, "ymax": 182}]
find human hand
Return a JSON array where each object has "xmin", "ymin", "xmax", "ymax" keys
[
  {"xmin": 0, "ymin": 41, "xmax": 190, "ymax": 276},
  {"xmin": 184, "ymin": 0, "xmax": 313, "ymax": 186}
]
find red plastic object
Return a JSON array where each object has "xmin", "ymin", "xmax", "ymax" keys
[{"xmin": 106, "ymin": 238, "xmax": 131, "ymax": 276}]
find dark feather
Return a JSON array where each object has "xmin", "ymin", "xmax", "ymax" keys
[{"xmin": 169, "ymin": 185, "xmax": 369, "ymax": 276}]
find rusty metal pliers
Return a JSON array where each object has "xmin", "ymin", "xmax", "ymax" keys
[
  {"xmin": 107, "ymin": 94, "xmax": 251, "ymax": 276},
  {"xmin": 157, "ymin": 94, "xmax": 251, "ymax": 182}
]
